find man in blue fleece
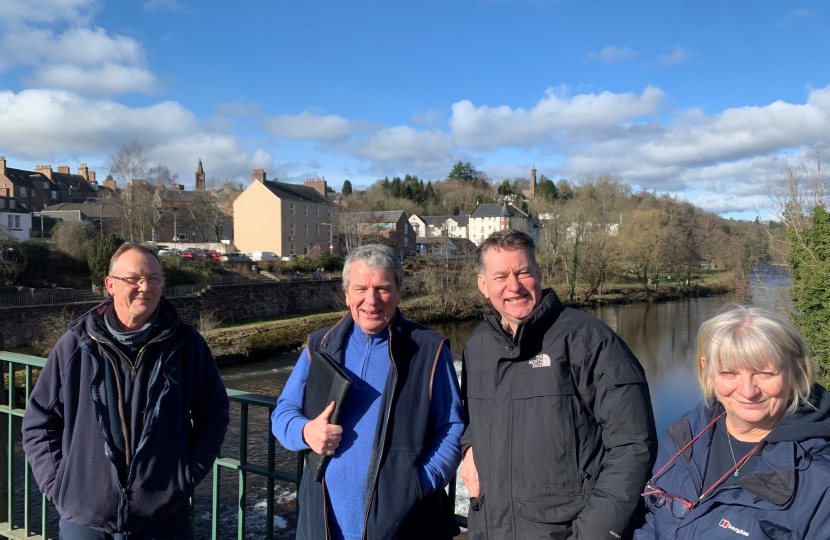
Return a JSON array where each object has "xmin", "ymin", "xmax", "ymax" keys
[
  {"xmin": 273, "ymin": 244, "xmax": 464, "ymax": 540},
  {"xmin": 22, "ymin": 243, "xmax": 229, "ymax": 540}
]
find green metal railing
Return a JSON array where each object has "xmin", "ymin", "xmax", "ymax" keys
[{"xmin": 0, "ymin": 352, "xmax": 464, "ymax": 539}]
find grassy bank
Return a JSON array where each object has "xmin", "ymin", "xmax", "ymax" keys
[{"xmin": 206, "ymin": 276, "xmax": 737, "ymax": 363}]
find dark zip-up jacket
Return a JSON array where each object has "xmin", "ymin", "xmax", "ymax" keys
[
  {"xmin": 296, "ymin": 310, "xmax": 460, "ymax": 540},
  {"xmin": 21, "ymin": 298, "xmax": 229, "ymax": 534},
  {"xmin": 461, "ymin": 289, "xmax": 657, "ymax": 540},
  {"xmin": 634, "ymin": 386, "xmax": 830, "ymax": 540}
]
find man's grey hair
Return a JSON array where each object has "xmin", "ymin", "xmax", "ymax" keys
[
  {"xmin": 342, "ymin": 244, "xmax": 403, "ymax": 292},
  {"xmin": 109, "ymin": 242, "xmax": 162, "ymax": 275},
  {"xmin": 475, "ymin": 230, "xmax": 538, "ymax": 276}
]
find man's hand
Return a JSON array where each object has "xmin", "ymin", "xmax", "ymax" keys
[
  {"xmin": 302, "ymin": 401, "xmax": 343, "ymax": 456},
  {"xmin": 459, "ymin": 447, "xmax": 481, "ymax": 498}
]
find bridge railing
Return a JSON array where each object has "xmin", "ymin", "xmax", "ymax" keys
[{"xmin": 0, "ymin": 352, "xmax": 464, "ymax": 540}]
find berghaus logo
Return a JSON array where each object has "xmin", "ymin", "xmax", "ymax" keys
[{"xmin": 719, "ymin": 519, "xmax": 749, "ymax": 536}]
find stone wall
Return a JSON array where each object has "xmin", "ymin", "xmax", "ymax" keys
[{"xmin": 0, "ymin": 279, "xmax": 344, "ymax": 349}]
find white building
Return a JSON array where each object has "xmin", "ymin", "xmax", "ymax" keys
[
  {"xmin": 468, "ymin": 202, "xmax": 536, "ymax": 245},
  {"xmin": 0, "ymin": 211, "xmax": 32, "ymax": 242}
]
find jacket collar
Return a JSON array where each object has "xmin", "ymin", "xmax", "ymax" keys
[
  {"xmin": 80, "ymin": 296, "xmax": 180, "ymax": 345},
  {"xmin": 483, "ymin": 288, "xmax": 565, "ymax": 347}
]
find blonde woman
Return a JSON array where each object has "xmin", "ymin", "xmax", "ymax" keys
[{"xmin": 634, "ymin": 305, "xmax": 830, "ymax": 539}]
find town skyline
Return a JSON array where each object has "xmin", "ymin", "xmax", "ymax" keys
[{"xmin": 1, "ymin": 0, "xmax": 829, "ymax": 219}]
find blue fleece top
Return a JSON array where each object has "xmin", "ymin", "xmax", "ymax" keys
[{"xmin": 272, "ymin": 323, "xmax": 464, "ymax": 540}]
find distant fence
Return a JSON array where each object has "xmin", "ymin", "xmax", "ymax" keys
[{"xmin": 0, "ymin": 289, "xmax": 106, "ymax": 308}]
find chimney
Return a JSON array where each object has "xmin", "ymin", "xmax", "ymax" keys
[
  {"xmin": 57, "ymin": 166, "xmax": 70, "ymax": 174},
  {"xmin": 89, "ymin": 171, "xmax": 96, "ymax": 182},
  {"xmin": 304, "ymin": 177, "xmax": 327, "ymax": 196},
  {"xmin": 103, "ymin": 179, "xmax": 117, "ymax": 192},
  {"xmin": 78, "ymin": 163, "xmax": 89, "ymax": 181},
  {"xmin": 0, "ymin": 156, "xmax": 5, "ymax": 176},
  {"xmin": 238, "ymin": 183, "xmax": 243, "ymax": 191},
  {"xmin": 251, "ymin": 169, "xmax": 266, "ymax": 184},
  {"xmin": 172, "ymin": 184, "xmax": 184, "ymax": 191},
  {"xmin": 35, "ymin": 165, "xmax": 53, "ymax": 180}
]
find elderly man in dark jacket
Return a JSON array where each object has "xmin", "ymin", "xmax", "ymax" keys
[
  {"xmin": 459, "ymin": 230, "xmax": 657, "ymax": 540},
  {"xmin": 22, "ymin": 243, "xmax": 229, "ymax": 540}
]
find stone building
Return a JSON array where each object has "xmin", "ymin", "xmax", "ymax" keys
[
  {"xmin": 339, "ymin": 210, "xmax": 416, "ymax": 260},
  {"xmin": 468, "ymin": 201, "xmax": 537, "ymax": 245}
]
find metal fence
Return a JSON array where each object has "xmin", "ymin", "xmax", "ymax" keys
[
  {"xmin": 0, "ymin": 289, "xmax": 107, "ymax": 308},
  {"xmin": 0, "ymin": 352, "xmax": 463, "ymax": 540}
]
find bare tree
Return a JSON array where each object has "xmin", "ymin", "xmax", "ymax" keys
[
  {"xmin": 109, "ymin": 139, "xmax": 148, "ymax": 188},
  {"xmin": 146, "ymin": 164, "xmax": 179, "ymax": 189},
  {"xmin": 51, "ymin": 220, "xmax": 97, "ymax": 263},
  {"xmin": 618, "ymin": 209, "xmax": 668, "ymax": 297}
]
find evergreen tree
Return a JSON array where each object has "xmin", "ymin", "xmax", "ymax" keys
[
  {"xmin": 342, "ymin": 179, "xmax": 353, "ymax": 196},
  {"xmin": 498, "ymin": 179, "xmax": 512, "ymax": 196},
  {"xmin": 787, "ymin": 206, "xmax": 830, "ymax": 378},
  {"xmin": 20, "ymin": 240, "xmax": 50, "ymax": 279},
  {"xmin": 390, "ymin": 177, "xmax": 402, "ymax": 198},
  {"xmin": 537, "ymin": 178, "xmax": 559, "ymax": 202},
  {"xmin": 88, "ymin": 234, "xmax": 125, "ymax": 286}
]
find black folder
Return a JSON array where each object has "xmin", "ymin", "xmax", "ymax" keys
[{"xmin": 303, "ymin": 349, "xmax": 352, "ymax": 481}]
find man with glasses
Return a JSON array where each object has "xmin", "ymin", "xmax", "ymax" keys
[
  {"xmin": 459, "ymin": 230, "xmax": 657, "ymax": 540},
  {"xmin": 22, "ymin": 243, "xmax": 229, "ymax": 540}
]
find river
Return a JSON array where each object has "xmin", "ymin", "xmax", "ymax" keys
[{"xmin": 197, "ymin": 270, "xmax": 790, "ymax": 538}]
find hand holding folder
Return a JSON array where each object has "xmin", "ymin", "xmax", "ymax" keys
[{"xmin": 303, "ymin": 350, "xmax": 352, "ymax": 481}]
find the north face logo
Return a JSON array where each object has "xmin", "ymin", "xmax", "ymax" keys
[
  {"xmin": 719, "ymin": 519, "xmax": 749, "ymax": 536},
  {"xmin": 529, "ymin": 354, "xmax": 551, "ymax": 368}
]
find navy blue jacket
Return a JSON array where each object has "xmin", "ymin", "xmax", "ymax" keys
[
  {"xmin": 634, "ymin": 385, "xmax": 830, "ymax": 540},
  {"xmin": 21, "ymin": 298, "xmax": 229, "ymax": 534},
  {"xmin": 295, "ymin": 310, "xmax": 460, "ymax": 540}
]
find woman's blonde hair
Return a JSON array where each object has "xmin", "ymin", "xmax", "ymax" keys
[{"xmin": 696, "ymin": 305, "xmax": 814, "ymax": 415}]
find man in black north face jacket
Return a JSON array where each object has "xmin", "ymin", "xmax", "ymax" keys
[{"xmin": 459, "ymin": 230, "xmax": 657, "ymax": 540}]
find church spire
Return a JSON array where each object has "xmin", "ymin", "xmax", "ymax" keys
[{"xmin": 195, "ymin": 159, "xmax": 205, "ymax": 191}]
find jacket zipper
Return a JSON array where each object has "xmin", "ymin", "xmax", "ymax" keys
[{"xmin": 361, "ymin": 329, "xmax": 398, "ymax": 540}]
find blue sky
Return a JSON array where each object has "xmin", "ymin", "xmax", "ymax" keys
[{"xmin": 1, "ymin": 0, "xmax": 829, "ymax": 218}]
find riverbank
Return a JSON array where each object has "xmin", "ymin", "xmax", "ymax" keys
[{"xmin": 208, "ymin": 277, "xmax": 737, "ymax": 363}]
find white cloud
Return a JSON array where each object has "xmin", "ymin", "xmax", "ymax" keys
[
  {"xmin": 449, "ymin": 85, "xmax": 667, "ymax": 151},
  {"xmin": 142, "ymin": 0, "xmax": 190, "ymax": 13},
  {"xmin": 0, "ymin": 26, "xmax": 156, "ymax": 96},
  {"xmin": 262, "ymin": 111, "xmax": 356, "ymax": 141},
  {"xmin": 0, "ymin": 0, "xmax": 99, "ymax": 26},
  {"xmin": 0, "ymin": 88, "xmax": 271, "ymax": 179},
  {"xmin": 776, "ymin": 9, "xmax": 815, "ymax": 28},
  {"xmin": 351, "ymin": 127, "xmax": 451, "ymax": 165},
  {"xmin": 659, "ymin": 45, "xmax": 700, "ymax": 67},
  {"xmin": 585, "ymin": 45, "xmax": 638, "ymax": 63}
]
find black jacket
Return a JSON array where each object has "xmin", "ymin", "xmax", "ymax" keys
[
  {"xmin": 21, "ymin": 298, "xmax": 229, "ymax": 534},
  {"xmin": 461, "ymin": 289, "xmax": 657, "ymax": 540},
  {"xmin": 296, "ymin": 310, "xmax": 460, "ymax": 540}
]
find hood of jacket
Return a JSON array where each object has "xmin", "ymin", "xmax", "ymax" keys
[{"xmin": 69, "ymin": 296, "xmax": 181, "ymax": 345}]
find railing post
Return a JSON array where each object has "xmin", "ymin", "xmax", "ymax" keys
[
  {"xmin": 238, "ymin": 404, "xmax": 248, "ymax": 540},
  {"xmin": 7, "ymin": 362, "xmax": 16, "ymax": 531},
  {"xmin": 266, "ymin": 409, "xmax": 275, "ymax": 540}
]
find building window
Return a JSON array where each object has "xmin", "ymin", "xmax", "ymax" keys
[
  {"xmin": 9, "ymin": 200, "xmax": 15, "ymax": 209},
  {"xmin": 316, "ymin": 224, "xmax": 320, "ymax": 237},
  {"xmin": 290, "ymin": 223, "xmax": 295, "ymax": 236},
  {"xmin": 7, "ymin": 215, "xmax": 20, "ymax": 229},
  {"xmin": 151, "ymin": 232, "xmax": 159, "ymax": 241},
  {"xmin": 177, "ymin": 233, "xmax": 188, "ymax": 241},
  {"xmin": 20, "ymin": 187, "xmax": 26, "ymax": 198},
  {"xmin": 304, "ymin": 205, "xmax": 308, "ymax": 216},
  {"xmin": 290, "ymin": 244, "xmax": 295, "ymax": 255},
  {"xmin": 327, "ymin": 207, "xmax": 332, "ymax": 218},
  {"xmin": 404, "ymin": 236, "xmax": 408, "ymax": 248},
  {"xmin": 316, "ymin": 206, "xmax": 320, "ymax": 217},
  {"xmin": 304, "ymin": 223, "xmax": 308, "ymax": 236},
  {"xmin": 43, "ymin": 182, "xmax": 49, "ymax": 189},
  {"xmin": 0, "ymin": 199, "xmax": 5, "ymax": 209},
  {"xmin": 304, "ymin": 244, "xmax": 309, "ymax": 254},
  {"xmin": 404, "ymin": 223, "xmax": 408, "ymax": 234},
  {"xmin": 289, "ymin": 203, "xmax": 295, "ymax": 215},
  {"xmin": 51, "ymin": 190, "xmax": 57, "ymax": 199}
]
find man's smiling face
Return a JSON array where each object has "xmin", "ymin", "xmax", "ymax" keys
[
  {"xmin": 477, "ymin": 247, "xmax": 543, "ymax": 333},
  {"xmin": 344, "ymin": 261, "xmax": 401, "ymax": 335}
]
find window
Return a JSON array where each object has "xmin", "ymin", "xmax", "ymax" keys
[
  {"xmin": 177, "ymin": 233, "xmax": 188, "ymax": 241},
  {"xmin": 404, "ymin": 236, "xmax": 408, "ymax": 248},
  {"xmin": 451, "ymin": 226, "xmax": 456, "ymax": 231},
  {"xmin": 20, "ymin": 187, "xmax": 26, "ymax": 198},
  {"xmin": 7, "ymin": 215, "xmax": 20, "ymax": 229},
  {"xmin": 304, "ymin": 244, "xmax": 309, "ymax": 254},
  {"xmin": 43, "ymin": 182, "xmax": 49, "ymax": 189},
  {"xmin": 290, "ymin": 223, "xmax": 295, "ymax": 235},
  {"xmin": 51, "ymin": 191, "xmax": 57, "ymax": 199},
  {"xmin": 290, "ymin": 244, "xmax": 295, "ymax": 255},
  {"xmin": 9, "ymin": 199, "xmax": 15, "ymax": 209},
  {"xmin": 327, "ymin": 207, "xmax": 332, "ymax": 218},
  {"xmin": 304, "ymin": 205, "xmax": 308, "ymax": 216},
  {"xmin": 304, "ymin": 223, "xmax": 308, "ymax": 236},
  {"xmin": 289, "ymin": 203, "xmax": 295, "ymax": 215},
  {"xmin": 316, "ymin": 206, "xmax": 320, "ymax": 217},
  {"xmin": 316, "ymin": 224, "xmax": 320, "ymax": 237},
  {"xmin": 151, "ymin": 232, "xmax": 159, "ymax": 241},
  {"xmin": 404, "ymin": 223, "xmax": 408, "ymax": 234}
]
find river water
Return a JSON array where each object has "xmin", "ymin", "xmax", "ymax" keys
[{"xmin": 196, "ymin": 270, "xmax": 790, "ymax": 538}]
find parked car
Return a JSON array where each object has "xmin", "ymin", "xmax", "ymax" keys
[
  {"xmin": 201, "ymin": 251, "xmax": 221, "ymax": 261},
  {"xmin": 281, "ymin": 254, "xmax": 298, "ymax": 261},
  {"xmin": 220, "ymin": 253, "xmax": 252, "ymax": 263},
  {"xmin": 180, "ymin": 248, "xmax": 203, "ymax": 259},
  {"xmin": 252, "ymin": 251, "xmax": 280, "ymax": 261}
]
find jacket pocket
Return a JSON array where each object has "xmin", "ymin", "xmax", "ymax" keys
[
  {"xmin": 514, "ymin": 495, "xmax": 584, "ymax": 539},
  {"xmin": 516, "ymin": 373, "xmax": 579, "ymax": 492},
  {"xmin": 467, "ymin": 496, "xmax": 490, "ymax": 540}
]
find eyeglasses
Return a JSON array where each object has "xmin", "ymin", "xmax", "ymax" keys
[
  {"xmin": 642, "ymin": 483, "xmax": 694, "ymax": 518},
  {"xmin": 109, "ymin": 275, "xmax": 165, "ymax": 288}
]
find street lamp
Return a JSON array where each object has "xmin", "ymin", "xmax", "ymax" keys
[{"xmin": 158, "ymin": 206, "xmax": 179, "ymax": 266}]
